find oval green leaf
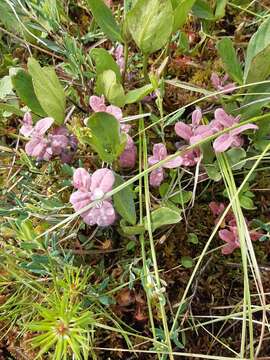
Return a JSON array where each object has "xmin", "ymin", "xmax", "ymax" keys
[
  {"xmin": 91, "ymin": 48, "xmax": 122, "ymax": 82},
  {"xmin": 96, "ymin": 70, "xmax": 125, "ymax": 107},
  {"xmin": 12, "ymin": 70, "xmax": 46, "ymax": 117},
  {"xmin": 86, "ymin": 112, "xmax": 123, "ymax": 163},
  {"xmin": 244, "ymin": 16, "xmax": 270, "ymax": 83},
  {"xmin": 144, "ymin": 206, "xmax": 182, "ymax": 231},
  {"xmin": 126, "ymin": 0, "xmax": 174, "ymax": 54},
  {"xmin": 86, "ymin": 0, "xmax": 123, "ymax": 42},
  {"xmin": 217, "ymin": 38, "xmax": 243, "ymax": 84},
  {"xmin": 113, "ymin": 175, "xmax": 137, "ymax": 225},
  {"xmin": 28, "ymin": 58, "xmax": 66, "ymax": 124}
]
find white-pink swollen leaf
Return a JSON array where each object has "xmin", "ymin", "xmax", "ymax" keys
[
  {"xmin": 213, "ymin": 133, "xmax": 234, "ymax": 153},
  {"xmin": 89, "ymin": 95, "xmax": 107, "ymax": 112},
  {"xmin": 20, "ymin": 112, "xmax": 33, "ymax": 137},
  {"xmin": 70, "ymin": 190, "xmax": 92, "ymax": 215},
  {"xmin": 33, "ymin": 117, "xmax": 54, "ymax": 136},
  {"xmin": 83, "ymin": 201, "xmax": 116, "ymax": 227},
  {"xmin": 25, "ymin": 137, "xmax": 48, "ymax": 158},
  {"xmin": 150, "ymin": 168, "xmax": 164, "ymax": 187},
  {"xmin": 73, "ymin": 168, "xmax": 91, "ymax": 191},
  {"xmin": 230, "ymin": 124, "xmax": 258, "ymax": 136},
  {"xmin": 174, "ymin": 122, "xmax": 193, "ymax": 141},
  {"xmin": 90, "ymin": 168, "xmax": 115, "ymax": 194}
]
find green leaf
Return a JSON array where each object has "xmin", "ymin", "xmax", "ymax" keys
[
  {"xmin": 226, "ymin": 148, "xmax": 246, "ymax": 170},
  {"xmin": 96, "ymin": 70, "xmax": 125, "ymax": 107},
  {"xmin": 91, "ymin": 48, "xmax": 121, "ymax": 82},
  {"xmin": 244, "ymin": 16, "xmax": 270, "ymax": 83},
  {"xmin": 86, "ymin": 0, "xmax": 123, "ymax": 42},
  {"xmin": 187, "ymin": 233, "xmax": 199, "ymax": 244},
  {"xmin": 120, "ymin": 220, "xmax": 145, "ymax": 235},
  {"xmin": 173, "ymin": 0, "xmax": 196, "ymax": 32},
  {"xmin": 192, "ymin": 0, "xmax": 215, "ymax": 20},
  {"xmin": 0, "ymin": 1, "xmax": 24, "ymax": 35},
  {"xmin": 181, "ymin": 256, "xmax": 193, "ymax": 268},
  {"xmin": 239, "ymin": 195, "xmax": 256, "ymax": 210},
  {"xmin": 125, "ymin": 84, "xmax": 153, "ymax": 104},
  {"xmin": 144, "ymin": 206, "xmax": 182, "ymax": 231},
  {"xmin": 86, "ymin": 112, "xmax": 124, "ymax": 162},
  {"xmin": 113, "ymin": 174, "xmax": 137, "ymax": 225},
  {"xmin": 240, "ymin": 83, "xmax": 270, "ymax": 119},
  {"xmin": 215, "ymin": 0, "xmax": 227, "ymax": 19},
  {"xmin": 12, "ymin": 70, "xmax": 46, "ymax": 116},
  {"xmin": 170, "ymin": 0, "xmax": 179, "ymax": 8},
  {"xmin": 159, "ymin": 182, "xmax": 170, "ymax": 197},
  {"xmin": 28, "ymin": 58, "xmax": 66, "ymax": 124},
  {"xmin": 204, "ymin": 164, "xmax": 221, "ymax": 182},
  {"xmin": 170, "ymin": 190, "xmax": 192, "ymax": 204},
  {"xmin": 251, "ymin": 114, "xmax": 270, "ymax": 151},
  {"xmin": 217, "ymin": 38, "xmax": 243, "ymax": 84},
  {"xmin": 126, "ymin": 0, "xmax": 174, "ymax": 54},
  {"xmin": 0, "ymin": 75, "xmax": 13, "ymax": 99},
  {"xmin": 0, "ymin": 103, "xmax": 24, "ymax": 117},
  {"xmin": 159, "ymin": 183, "xmax": 191, "ymax": 205}
]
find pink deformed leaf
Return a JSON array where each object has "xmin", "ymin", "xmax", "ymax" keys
[
  {"xmin": 174, "ymin": 122, "xmax": 193, "ymax": 141},
  {"xmin": 211, "ymin": 73, "xmax": 236, "ymax": 94},
  {"xmin": 219, "ymin": 228, "xmax": 240, "ymax": 255},
  {"xmin": 114, "ymin": 44, "xmax": 125, "ymax": 73},
  {"xmin": 192, "ymin": 107, "xmax": 202, "ymax": 127},
  {"xmin": 213, "ymin": 133, "xmax": 234, "ymax": 153},
  {"xmin": 163, "ymin": 155, "xmax": 183, "ymax": 168},
  {"xmin": 73, "ymin": 168, "xmax": 91, "ymax": 191},
  {"xmin": 211, "ymin": 72, "xmax": 221, "ymax": 89},
  {"xmin": 20, "ymin": 112, "xmax": 33, "ymax": 136},
  {"xmin": 153, "ymin": 143, "xmax": 167, "ymax": 161},
  {"xmin": 106, "ymin": 105, "xmax": 123, "ymax": 121},
  {"xmin": 149, "ymin": 168, "xmax": 164, "ymax": 187},
  {"xmin": 222, "ymin": 83, "xmax": 236, "ymax": 93},
  {"xmin": 90, "ymin": 168, "xmax": 115, "ymax": 193},
  {"xmin": 25, "ymin": 137, "xmax": 48, "ymax": 159},
  {"xmin": 83, "ymin": 200, "xmax": 116, "ymax": 226},
  {"xmin": 118, "ymin": 134, "xmax": 137, "ymax": 168},
  {"xmin": 33, "ymin": 117, "xmax": 54, "ymax": 136},
  {"xmin": 180, "ymin": 148, "xmax": 200, "ymax": 166},
  {"xmin": 89, "ymin": 95, "xmax": 107, "ymax": 112},
  {"xmin": 70, "ymin": 190, "xmax": 92, "ymax": 215},
  {"xmin": 230, "ymin": 124, "xmax": 258, "ymax": 136},
  {"xmin": 209, "ymin": 202, "xmax": 225, "ymax": 217},
  {"xmin": 190, "ymin": 125, "xmax": 213, "ymax": 145},
  {"xmin": 49, "ymin": 134, "xmax": 69, "ymax": 155},
  {"xmin": 214, "ymin": 108, "xmax": 235, "ymax": 128}
]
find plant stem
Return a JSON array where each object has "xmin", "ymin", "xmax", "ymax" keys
[
  {"xmin": 139, "ymin": 116, "xmax": 158, "ymax": 355},
  {"xmin": 143, "ymin": 127, "xmax": 174, "ymax": 360},
  {"xmin": 143, "ymin": 53, "xmax": 150, "ymax": 83},
  {"xmin": 122, "ymin": 42, "xmax": 129, "ymax": 83}
]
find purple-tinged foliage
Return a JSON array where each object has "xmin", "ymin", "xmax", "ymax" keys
[
  {"xmin": 209, "ymin": 201, "xmax": 261, "ymax": 254},
  {"xmin": 211, "ymin": 73, "xmax": 236, "ymax": 94},
  {"xmin": 114, "ymin": 44, "xmax": 125, "ymax": 73},
  {"xmin": 148, "ymin": 143, "xmax": 183, "ymax": 187},
  {"xmin": 20, "ymin": 113, "xmax": 77, "ymax": 162},
  {"xmin": 211, "ymin": 109, "xmax": 258, "ymax": 153}
]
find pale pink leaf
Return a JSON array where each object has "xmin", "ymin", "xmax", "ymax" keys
[
  {"xmin": 90, "ymin": 168, "xmax": 115, "ymax": 193},
  {"xmin": 33, "ymin": 117, "xmax": 54, "ymax": 136},
  {"xmin": 73, "ymin": 168, "xmax": 91, "ymax": 191},
  {"xmin": 149, "ymin": 168, "xmax": 164, "ymax": 187},
  {"xmin": 213, "ymin": 134, "xmax": 234, "ymax": 152},
  {"xmin": 175, "ymin": 122, "xmax": 193, "ymax": 141},
  {"xmin": 89, "ymin": 95, "xmax": 106, "ymax": 112},
  {"xmin": 192, "ymin": 107, "xmax": 202, "ymax": 126}
]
